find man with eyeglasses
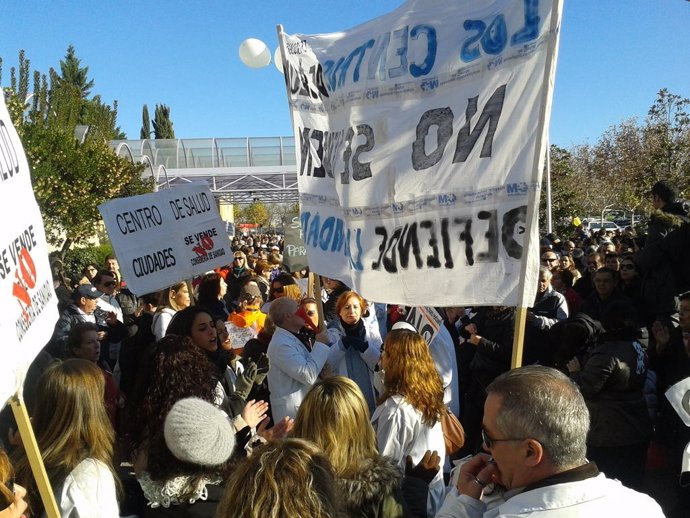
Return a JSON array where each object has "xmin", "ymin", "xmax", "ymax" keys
[
  {"xmin": 436, "ymin": 366, "xmax": 664, "ymax": 518},
  {"xmin": 539, "ymin": 252, "xmax": 559, "ymax": 272}
]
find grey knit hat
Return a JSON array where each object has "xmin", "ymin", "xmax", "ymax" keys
[{"xmin": 164, "ymin": 398, "xmax": 236, "ymax": 466}]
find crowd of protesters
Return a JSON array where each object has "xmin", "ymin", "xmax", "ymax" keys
[{"xmin": 1, "ymin": 180, "xmax": 689, "ymax": 517}]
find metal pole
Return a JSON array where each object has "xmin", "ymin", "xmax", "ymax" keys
[{"xmin": 546, "ymin": 143, "xmax": 553, "ymax": 234}]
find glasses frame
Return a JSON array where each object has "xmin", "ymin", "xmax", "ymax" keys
[{"xmin": 481, "ymin": 427, "xmax": 525, "ymax": 449}]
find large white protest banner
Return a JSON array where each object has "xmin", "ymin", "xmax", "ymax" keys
[
  {"xmin": 0, "ymin": 97, "xmax": 59, "ymax": 408},
  {"xmin": 279, "ymin": 0, "xmax": 562, "ymax": 306},
  {"xmin": 99, "ymin": 183, "xmax": 232, "ymax": 295}
]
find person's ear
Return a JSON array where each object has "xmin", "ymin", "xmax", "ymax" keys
[{"xmin": 523, "ymin": 438, "xmax": 544, "ymax": 467}]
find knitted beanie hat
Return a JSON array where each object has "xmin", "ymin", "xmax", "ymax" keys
[{"xmin": 164, "ymin": 398, "xmax": 236, "ymax": 466}]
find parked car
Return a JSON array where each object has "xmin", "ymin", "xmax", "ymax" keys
[{"xmin": 588, "ymin": 220, "xmax": 622, "ymax": 233}]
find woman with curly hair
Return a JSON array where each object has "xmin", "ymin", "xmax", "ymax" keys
[
  {"xmin": 215, "ymin": 439, "xmax": 340, "ymax": 518},
  {"xmin": 13, "ymin": 359, "xmax": 119, "ymax": 518},
  {"xmin": 293, "ymin": 377, "xmax": 433, "ymax": 518},
  {"xmin": 127, "ymin": 335, "xmax": 267, "ymax": 517},
  {"xmin": 372, "ymin": 329, "xmax": 446, "ymax": 518}
]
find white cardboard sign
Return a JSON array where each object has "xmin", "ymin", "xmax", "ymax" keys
[
  {"xmin": 98, "ymin": 183, "xmax": 233, "ymax": 295},
  {"xmin": 280, "ymin": 0, "xmax": 563, "ymax": 306},
  {"xmin": 0, "ymin": 97, "xmax": 59, "ymax": 408}
]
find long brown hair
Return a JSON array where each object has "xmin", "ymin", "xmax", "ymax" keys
[
  {"xmin": 378, "ymin": 329, "xmax": 445, "ymax": 426},
  {"xmin": 13, "ymin": 359, "xmax": 117, "ymax": 515}
]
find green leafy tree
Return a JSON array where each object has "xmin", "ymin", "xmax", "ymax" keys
[
  {"xmin": 243, "ymin": 202, "xmax": 270, "ymax": 228},
  {"xmin": 539, "ymin": 145, "xmax": 584, "ymax": 234},
  {"xmin": 2, "ymin": 49, "xmax": 150, "ymax": 256},
  {"xmin": 153, "ymin": 103, "xmax": 175, "ymax": 139},
  {"xmin": 59, "ymin": 45, "xmax": 94, "ymax": 98},
  {"xmin": 140, "ymin": 104, "xmax": 151, "ymax": 139}
]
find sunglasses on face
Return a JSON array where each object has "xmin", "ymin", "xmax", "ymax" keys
[
  {"xmin": 234, "ymin": 257, "xmax": 244, "ymax": 261},
  {"xmin": 103, "ymin": 281, "xmax": 117, "ymax": 287},
  {"xmin": 272, "ymin": 287, "xmax": 284, "ymax": 294},
  {"xmin": 541, "ymin": 257, "xmax": 558, "ymax": 263}
]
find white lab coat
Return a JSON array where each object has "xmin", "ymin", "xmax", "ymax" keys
[
  {"xmin": 435, "ymin": 472, "xmax": 665, "ymax": 518},
  {"xmin": 371, "ymin": 395, "xmax": 446, "ymax": 517},
  {"xmin": 267, "ymin": 326, "xmax": 330, "ymax": 422},
  {"xmin": 429, "ymin": 324, "xmax": 460, "ymax": 417},
  {"xmin": 54, "ymin": 458, "xmax": 119, "ymax": 518}
]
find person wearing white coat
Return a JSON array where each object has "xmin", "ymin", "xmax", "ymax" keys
[
  {"xmin": 55, "ymin": 458, "xmax": 119, "ymax": 518},
  {"xmin": 267, "ymin": 297, "xmax": 332, "ymax": 422},
  {"xmin": 326, "ymin": 291, "xmax": 383, "ymax": 413},
  {"xmin": 437, "ymin": 366, "xmax": 664, "ymax": 518},
  {"xmin": 371, "ymin": 328, "xmax": 447, "ymax": 518}
]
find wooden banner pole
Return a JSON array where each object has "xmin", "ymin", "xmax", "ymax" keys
[
  {"xmin": 510, "ymin": 307, "xmax": 528, "ymax": 369},
  {"xmin": 9, "ymin": 393, "xmax": 60, "ymax": 518}
]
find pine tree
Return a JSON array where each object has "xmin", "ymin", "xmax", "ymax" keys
[
  {"xmin": 153, "ymin": 103, "xmax": 175, "ymax": 139},
  {"xmin": 59, "ymin": 45, "xmax": 94, "ymax": 98},
  {"xmin": 140, "ymin": 104, "xmax": 151, "ymax": 139}
]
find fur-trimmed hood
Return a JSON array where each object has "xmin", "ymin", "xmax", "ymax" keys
[
  {"xmin": 336, "ymin": 455, "xmax": 402, "ymax": 512},
  {"xmin": 649, "ymin": 203, "xmax": 689, "ymax": 228}
]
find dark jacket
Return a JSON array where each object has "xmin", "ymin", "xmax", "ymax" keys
[
  {"xmin": 580, "ymin": 290, "xmax": 630, "ymax": 323},
  {"xmin": 636, "ymin": 204, "xmax": 690, "ymax": 322},
  {"xmin": 571, "ymin": 338, "xmax": 652, "ymax": 447},
  {"xmin": 336, "ymin": 455, "xmax": 427, "ymax": 518},
  {"xmin": 468, "ymin": 307, "xmax": 515, "ymax": 387},
  {"xmin": 49, "ymin": 304, "xmax": 128, "ymax": 359}
]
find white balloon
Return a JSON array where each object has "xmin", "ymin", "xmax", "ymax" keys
[
  {"xmin": 239, "ymin": 38, "xmax": 271, "ymax": 68},
  {"xmin": 274, "ymin": 47, "xmax": 284, "ymax": 74}
]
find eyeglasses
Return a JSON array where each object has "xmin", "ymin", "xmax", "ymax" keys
[
  {"xmin": 103, "ymin": 281, "xmax": 117, "ymax": 287},
  {"xmin": 234, "ymin": 257, "xmax": 244, "ymax": 261},
  {"xmin": 620, "ymin": 264, "xmax": 635, "ymax": 270},
  {"xmin": 481, "ymin": 428, "xmax": 524, "ymax": 449},
  {"xmin": 272, "ymin": 286, "xmax": 284, "ymax": 294},
  {"xmin": 541, "ymin": 257, "xmax": 558, "ymax": 263}
]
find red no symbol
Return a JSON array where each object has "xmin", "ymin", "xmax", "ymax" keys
[
  {"xmin": 12, "ymin": 247, "xmax": 37, "ymax": 323},
  {"xmin": 191, "ymin": 235, "xmax": 215, "ymax": 257}
]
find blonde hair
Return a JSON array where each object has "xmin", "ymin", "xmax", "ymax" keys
[
  {"xmin": 379, "ymin": 329, "xmax": 445, "ymax": 426},
  {"xmin": 283, "ymin": 284, "xmax": 303, "ymax": 302},
  {"xmin": 0, "ymin": 449, "xmax": 14, "ymax": 508},
  {"xmin": 13, "ymin": 359, "xmax": 117, "ymax": 515},
  {"xmin": 216, "ymin": 439, "xmax": 339, "ymax": 518},
  {"xmin": 293, "ymin": 377, "xmax": 377, "ymax": 478}
]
